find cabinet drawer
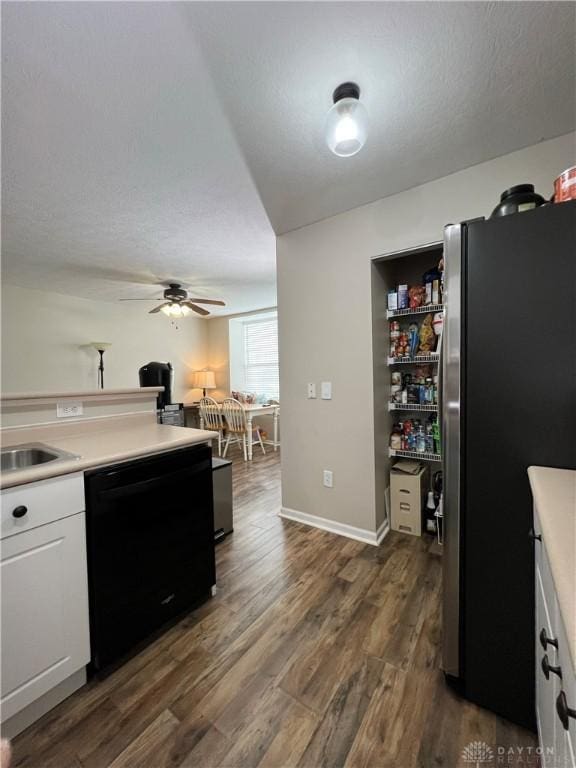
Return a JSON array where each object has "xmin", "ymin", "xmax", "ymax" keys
[{"xmin": 1, "ymin": 473, "xmax": 84, "ymax": 539}]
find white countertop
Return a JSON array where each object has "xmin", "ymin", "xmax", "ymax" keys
[
  {"xmin": 0, "ymin": 416, "xmax": 217, "ymax": 489},
  {"xmin": 528, "ymin": 466, "xmax": 576, "ymax": 668}
]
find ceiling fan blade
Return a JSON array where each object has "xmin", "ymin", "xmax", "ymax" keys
[
  {"xmin": 119, "ymin": 298, "xmax": 163, "ymax": 301},
  {"xmin": 185, "ymin": 298, "xmax": 226, "ymax": 306},
  {"xmin": 183, "ymin": 301, "xmax": 210, "ymax": 316},
  {"xmin": 149, "ymin": 302, "xmax": 170, "ymax": 314}
]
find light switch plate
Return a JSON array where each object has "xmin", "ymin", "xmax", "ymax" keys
[
  {"xmin": 323, "ymin": 470, "xmax": 333, "ymax": 488},
  {"xmin": 321, "ymin": 382, "xmax": 332, "ymax": 400},
  {"xmin": 56, "ymin": 401, "xmax": 84, "ymax": 418},
  {"xmin": 307, "ymin": 383, "xmax": 316, "ymax": 399}
]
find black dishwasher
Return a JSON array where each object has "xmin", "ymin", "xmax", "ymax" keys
[{"xmin": 84, "ymin": 444, "xmax": 215, "ymax": 672}]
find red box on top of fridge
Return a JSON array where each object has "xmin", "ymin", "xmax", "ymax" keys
[{"xmin": 554, "ymin": 166, "xmax": 576, "ymax": 203}]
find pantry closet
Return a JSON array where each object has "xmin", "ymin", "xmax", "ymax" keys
[{"xmin": 371, "ymin": 242, "xmax": 444, "ymax": 539}]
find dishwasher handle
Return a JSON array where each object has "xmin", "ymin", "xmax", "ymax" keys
[{"xmin": 98, "ymin": 459, "xmax": 211, "ymax": 502}]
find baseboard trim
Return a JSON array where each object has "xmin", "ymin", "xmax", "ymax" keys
[
  {"xmin": 375, "ymin": 518, "xmax": 390, "ymax": 545},
  {"xmin": 280, "ymin": 506, "xmax": 390, "ymax": 547}
]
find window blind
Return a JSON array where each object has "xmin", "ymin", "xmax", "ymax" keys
[{"xmin": 243, "ymin": 318, "xmax": 279, "ymax": 399}]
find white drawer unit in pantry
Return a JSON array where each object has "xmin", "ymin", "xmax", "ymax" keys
[
  {"xmin": 0, "ymin": 473, "xmax": 91, "ymax": 737},
  {"xmin": 390, "ymin": 463, "xmax": 428, "ymax": 536}
]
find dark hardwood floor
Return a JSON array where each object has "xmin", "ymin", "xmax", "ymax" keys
[{"xmin": 12, "ymin": 446, "xmax": 536, "ymax": 767}]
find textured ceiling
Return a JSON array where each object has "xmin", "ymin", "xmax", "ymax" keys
[
  {"xmin": 2, "ymin": 2, "xmax": 575, "ymax": 312},
  {"xmin": 189, "ymin": 1, "xmax": 575, "ymax": 234},
  {"xmin": 1, "ymin": 2, "xmax": 276, "ymax": 314}
]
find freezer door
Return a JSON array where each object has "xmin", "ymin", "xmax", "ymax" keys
[{"xmin": 441, "ymin": 223, "xmax": 462, "ymax": 678}]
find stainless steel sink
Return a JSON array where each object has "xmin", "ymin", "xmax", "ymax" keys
[{"xmin": 0, "ymin": 443, "xmax": 80, "ymax": 473}]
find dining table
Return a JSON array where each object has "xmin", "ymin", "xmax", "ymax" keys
[{"xmin": 199, "ymin": 403, "xmax": 280, "ymax": 461}]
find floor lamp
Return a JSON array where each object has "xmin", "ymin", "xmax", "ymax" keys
[{"xmin": 90, "ymin": 342, "xmax": 112, "ymax": 389}]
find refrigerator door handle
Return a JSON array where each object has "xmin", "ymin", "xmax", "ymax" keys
[{"xmin": 442, "ymin": 222, "xmax": 463, "ymax": 679}]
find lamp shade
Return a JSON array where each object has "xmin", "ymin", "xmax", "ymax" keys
[
  {"xmin": 191, "ymin": 370, "xmax": 216, "ymax": 390},
  {"xmin": 90, "ymin": 341, "xmax": 112, "ymax": 352}
]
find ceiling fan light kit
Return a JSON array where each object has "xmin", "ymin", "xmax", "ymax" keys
[
  {"xmin": 119, "ymin": 283, "xmax": 225, "ymax": 318},
  {"xmin": 160, "ymin": 303, "xmax": 191, "ymax": 318},
  {"xmin": 325, "ymin": 82, "xmax": 368, "ymax": 158}
]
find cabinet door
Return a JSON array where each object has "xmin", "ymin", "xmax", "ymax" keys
[
  {"xmin": 536, "ymin": 560, "xmax": 557, "ymax": 766},
  {"xmin": 1, "ymin": 513, "xmax": 90, "ymax": 721},
  {"xmin": 554, "ymin": 597, "xmax": 576, "ymax": 768}
]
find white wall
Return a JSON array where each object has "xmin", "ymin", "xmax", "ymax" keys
[
  {"xmin": 1, "ymin": 284, "xmax": 208, "ymax": 402},
  {"xmin": 277, "ymin": 132, "xmax": 575, "ymax": 537}
]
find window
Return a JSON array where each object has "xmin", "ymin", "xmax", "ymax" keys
[
  {"xmin": 243, "ymin": 318, "xmax": 279, "ymax": 399},
  {"xmin": 229, "ymin": 312, "xmax": 279, "ymax": 400}
]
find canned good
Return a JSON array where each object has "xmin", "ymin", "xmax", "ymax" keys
[
  {"xmin": 398, "ymin": 284, "xmax": 409, "ymax": 309},
  {"xmin": 554, "ymin": 166, "xmax": 576, "ymax": 203}
]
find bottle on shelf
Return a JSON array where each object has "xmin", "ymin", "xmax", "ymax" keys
[{"xmin": 416, "ymin": 425, "xmax": 426, "ymax": 453}]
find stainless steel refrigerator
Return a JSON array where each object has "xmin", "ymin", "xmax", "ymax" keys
[{"xmin": 441, "ymin": 200, "xmax": 576, "ymax": 730}]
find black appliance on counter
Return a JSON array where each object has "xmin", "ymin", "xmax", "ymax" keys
[
  {"xmin": 139, "ymin": 361, "xmax": 185, "ymax": 425},
  {"xmin": 84, "ymin": 444, "xmax": 215, "ymax": 672},
  {"xmin": 139, "ymin": 361, "xmax": 174, "ymax": 410},
  {"xmin": 442, "ymin": 200, "xmax": 576, "ymax": 729}
]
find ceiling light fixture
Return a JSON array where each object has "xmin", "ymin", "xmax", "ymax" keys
[
  {"xmin": 160, "ymin": 303, "xmax": 191, "ymax": 318},
  {"xmin": 325, "ymin": 82, "xmax": 368, "ymax": 158}
]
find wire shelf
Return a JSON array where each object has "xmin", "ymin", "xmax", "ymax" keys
[
  {"xmin": 386, "ymin": 304, "xmax": 444, "ymax": 319},
  {"xmin": 389, "ymin": 448, "xmax": 442, "ymax": 462},
  {"xmin": 387, "ymin": 353, "xmax": 440, "ymax": 366},
  {"xmin": 388, "ymin": 402, "xmax": 438, "ymax": 412}
]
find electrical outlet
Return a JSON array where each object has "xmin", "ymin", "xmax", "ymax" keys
[
  {"xmin": 323, "ymin": 470, "xmax": 333, "ymax": 488},
  {"xmin": 321, "ymin": 381, "xmax": 332, "ymax": 400},
  {"xmin": 307, "ymin": 383, "xmax": 316, "ymax": 399},
  {"xmin": 56, "ymin": 401, "xmax": 84, "ymax": 418}
]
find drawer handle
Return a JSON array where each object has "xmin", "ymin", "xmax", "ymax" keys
[
  {"xmin": 528, "ymin": 528, "xmax": 542, "ymax": 542},
  {"xmin": 556, "ymin": 691, "xmax": 576, "ymax": 731},
  {"xmin": 541, "ymin": 654, "xmax": 562, "ymax": 681},
  {"xmin": 12, "ymin": 505, "xmax": 28, "ymax": 519},
  {"xmin": 540, "ymin": 628, "xmax": 558, "ymax": 651}
]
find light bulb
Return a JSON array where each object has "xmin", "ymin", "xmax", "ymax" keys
[
  {"xmin": 161, "ymin": 303, "xmax": 185, "ymax": 317},
  {"xmin": 325, "ymin": 83, "xmax": 368, "ymax": 158}
]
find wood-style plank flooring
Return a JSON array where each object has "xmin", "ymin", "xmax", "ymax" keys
[{"xmin": 12, "ymin": 446, "xmax": 536, "ymax": 767}]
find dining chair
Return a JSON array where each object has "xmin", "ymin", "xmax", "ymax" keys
[
  {"xmin": 222, "ymin": 398, "xmax": 266, "ymax": 461},
  {"xmin": 199, "ymin": 396, "xmax": 225, "ymax": 456}
]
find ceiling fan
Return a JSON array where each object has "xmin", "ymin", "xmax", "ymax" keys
[{"xmin": 119, "ymin": 283, "xmax": 225, "ymax": 317}]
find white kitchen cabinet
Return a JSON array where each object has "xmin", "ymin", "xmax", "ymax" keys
[
  {"xmin": 535, "ymin": 562, "xmax": 557, "ymax": 766},
  {"xmin": 1, "ymin": 474, "xmax": 90, "ymax": 730},
  {"xmin": 534, "ymin": 507, "xmax": 576, "ymax": 768}
]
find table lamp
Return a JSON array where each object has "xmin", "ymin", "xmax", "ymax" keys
[{"xmin": 191, "ymin": 370, "xmax": 216, "ymax": 398}]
